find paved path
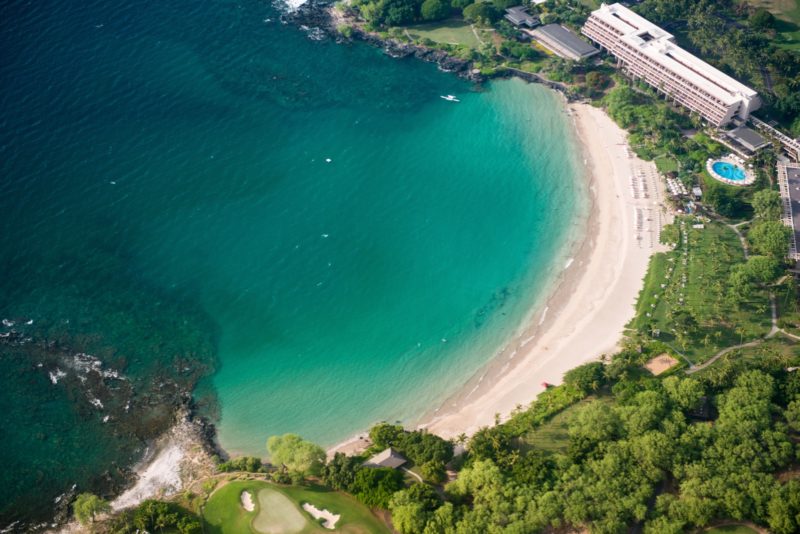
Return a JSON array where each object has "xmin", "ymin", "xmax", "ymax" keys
[
  {"xmin": 726, "ymin": 219, "xmax": 750, "ymax": 260},
  {"xmin": 402, "ymin": 467, "xmax": 423, "ymax": 483},
  {"xmin": 471, "ymin": 24, "xmax": 486, "ymax": 46},
  {"xmin": 687, "ymin": 291, "xmax": 785, "ymax": 375}
]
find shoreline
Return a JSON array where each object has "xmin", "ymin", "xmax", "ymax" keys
[
  {"xmin": 417, "ymin": 102, "xmax": 669, "ymax": 438},
  {"xmin": 329, "ymin": 100, "xmax": 669, "ymax": 454},
  {"xmin": 306, "ymin": 2, "xmax": 671, "ymax": 451}
]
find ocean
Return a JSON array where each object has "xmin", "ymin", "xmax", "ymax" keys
[{"xmin": 0, "ymin": 0, "xmax": 585, "ymax": 525}]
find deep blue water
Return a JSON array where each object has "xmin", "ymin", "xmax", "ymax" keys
[{"xmin": 0, "ymin": 0, "xmax": 585, "ymax": 525}]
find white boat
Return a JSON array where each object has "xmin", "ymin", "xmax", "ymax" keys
[{"xmin": 440, "ymin": 95, "xmax": 460, "ymax": 102}]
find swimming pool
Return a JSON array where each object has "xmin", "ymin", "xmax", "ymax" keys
[
  {"xmin": 711, "ymin": 160, "xmax": 746, "ymax": 181},
  {"xmin": 706, "ymin": 156, "xmax": 755, "ymax": 186}
]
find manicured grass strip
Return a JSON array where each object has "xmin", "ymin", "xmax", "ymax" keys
[
  {"xmin": 654, "ymin": 155, "xmax": 679, "ymax": 174},
  {"xmin": 253, "ymin": 489, "xmax": 308, "ymax": 534},
  {"xmin": 405, "ymin": 20, "xmax": 481, "ymax": 48},
  {"xmin": 631, "ymin": 217, "xmax": 771, "ymax": 364},
  {"xmin": 279, "ymin": 484, "xmax": 391, "ymax": 534},
  {"xmin": 202, "ymin": 480, "xmax": 390, "ymax": 534},
  {"xmin": 203, "ymin": 481, "xmax": 262, "ymax": 534},
  {"xmin": 522, "ymin": 397, "xmax": 613, "ymax": 453}
]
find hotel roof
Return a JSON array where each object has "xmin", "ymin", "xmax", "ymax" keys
[
  {"xmin": 726, "ymin": 126, "xmax": 769, "ymax": 152},
  {"xmin": 589, "ymin": 3, "xmax": 758, "ymax": 106},
  {"xmin": 533, "ymin": 24, "xmax": 599, "ymax": 60},
  {"xmin": 781, "ymin": 163, "xmax": 800, "ymax": 260}
]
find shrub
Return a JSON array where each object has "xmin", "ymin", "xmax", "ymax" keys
[
  {"xmin": 462, "ymin": 2, "xmax": 500, "ymax": 24},
  {"xmin": 420, "ymin": 0, "xmax": 451, "ymax": 21}
]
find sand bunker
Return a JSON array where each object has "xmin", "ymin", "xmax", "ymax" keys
[
  {"xmin": 644, "ymin": 353, "xmax": 679, "ymax": 376},
  {"xmin": 241, "ymin": 490, "xmax": 254, "ymax": 512},
  {"xmin": 252, "ymin": 489, "xmax": 307, "ymax": 534},
  {"xmin": 302, "ymin": 503, "xmax": 340, "ymax": 529}
]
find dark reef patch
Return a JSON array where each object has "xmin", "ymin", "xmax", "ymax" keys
[{"xmin": 0, "ymin": 242, "xmax": 219, "ymax": 529}]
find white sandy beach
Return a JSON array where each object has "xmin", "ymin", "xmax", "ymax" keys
[{"xmin": 417, "ymin": 103, "xmax": 670, "ymax": 439}]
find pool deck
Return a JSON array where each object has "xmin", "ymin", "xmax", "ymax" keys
[{"xmin": 706, "ymin": 155, "xmax": 756, "ymax": 186}]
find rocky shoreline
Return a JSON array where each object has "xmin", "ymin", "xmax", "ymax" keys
[
  {"xmin": 284, "ymin": 1, "xmax": 575, "ymax": 98},
  {"xmin": 284, "ymin": 2, "xmax": 479, "ymax": 80},
  {"xmin": 0, "ymin": 324, "xmax": 222, "ymax": 531}
]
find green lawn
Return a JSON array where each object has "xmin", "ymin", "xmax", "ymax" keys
[
  {"xmin": 520, "ymin": 397, "xmax": 613, "ymax": 453},
  {"xmin": 202, "ymin": 480, "xmax": 390, "ymax": 534},
  {"xmin": 405, "ymin": 19, "xmax": 483, "ymax": 48},
  {"xmin": 654, "ymin": 155, "xmax": 680, "ymax": 174},
  {"xmin": 631, "ymin": 217, "xmax": 772, "ymax": 364},
  {"xmin": 744, "ymin": 0, "xmax": 800, "ymax": 50}
]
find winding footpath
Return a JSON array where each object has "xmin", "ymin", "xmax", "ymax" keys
[{"xmin": 685, "ymin": 219, "xmax": 800, "ymax": 374}]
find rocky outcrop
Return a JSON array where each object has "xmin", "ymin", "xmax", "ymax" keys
[{"xmin": 284, "ymin": 2, "xmax": 483, "ymax": 81}]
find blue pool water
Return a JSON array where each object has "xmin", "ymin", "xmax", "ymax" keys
[{"xmin": 712, "ymin": 160, "xmax": 746, "ymax": 181}]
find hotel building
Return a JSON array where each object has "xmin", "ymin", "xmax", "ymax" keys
[{"xmin": 581, "ymin": 3, "xmax": 761, "ymax": 127}]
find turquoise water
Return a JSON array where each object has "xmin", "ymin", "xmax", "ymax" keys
[
  {"xmin": 0, "ymin": 0, "xmax": 585, "ymax": 523},
  {"xmin": 712, "ymin": 160, "xmax": 746, "ymax": 180}
]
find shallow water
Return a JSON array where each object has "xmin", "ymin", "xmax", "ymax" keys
[{"xmin": 0, "ymin": 0, "xmax": 585, "ymax": 524}]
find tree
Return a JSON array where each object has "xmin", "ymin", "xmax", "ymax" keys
[
  {"xmin": 785, "ymin": 399, "xmax": 800, "ymax": 431},
  {"xmin": 401, "ymin": 430, "xmax": 454, "ymax": 465},
  {"xmin": 321, "ymin": 452, "xmax": 362, "ymax": 491},
  {"xmin": 728, "ymin": 264, "xmax": 754, "ymax": 305},
  {"xmin": 451, "ymin": 0, "xmax": 472, "ymax": 8},
  {"xmin": 752, "ymin": 189, "xmax": 782, "ymax": 220},
  {"xmin": 381, "ymin": 0, "xmax": 420, "ymax": 26},
  {"xmin": 662, "ymin": 376, "xmax": 705, "ymax": 411},
  {"xmin": 585, "ymin": 71, "xmax": 610, "ymax": 95},
  {"xmin": 768, "ymin": 480, "xmax": 800, "ymax": 534},
  {"xmin": 492, "ymin": 0, "xmax": 517, "ymax": 9},
  {"xmin": 351, "ymin": 467, "xmax": 405, "ymax": 508},
  {"xmin": 563, "ymin": 361, "xmax": 606, "ymax": 394},
  {"xmin": 266, "ymin": 433, "xmax": 326, "ymax": 477},
  {"xmin": 390, "ymin": 483, "xmax": 442, "ymax": 533},
  {"xmin": 568, "ymin": 400, "xmax": 621, "ymax": 458},
  {"xmin": 218, "ymin": 455, "xmax": 263, "ymax": 472},
  {"xmin": 370, "ymin": 422, "xmax": 404, "ymax": 449},
  {"xmin": 462, "ymin": 2, "xmax": 500, "ymax": 24},
  {"xmin": 743, "ymin": 255, "xmax": 782, "ymax": 284},
  {"xmin": 133, "ymin": 500, "xmax": 179, "ymax": 532},
  {"xmin": 749, "ymin": 8, "xmax": 775, "ymax": 30},
  {"xmin": 177, "ymin": 516, "xmax": 203, "ymax": 534},
  {"xmin": 420, "ymin": 0, "xmax": 450, "ymax": 21},
  {"xmin": 73, "ymin": 493, "xmax": 110, "ymax": 525},
  {"xmin": 467, "ymin": 426, "xmax": 511, "ymax": 463},
  {"xmin": 420, "ymin": 460, "xmax": 447, "ymax": 484},
  {"xmin": 749, "ymin": 220, "xmax": 791, "ymax": 259},
  {"xmin": 447, "ymin": 459, "xmax": 503, "ymax": 498}
]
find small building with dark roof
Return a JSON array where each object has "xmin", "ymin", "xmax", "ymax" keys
[
  {"xmin": 688, "ymin": 396, "xmax": 713, "ymax": 421},
  {"xmin": 726, "ymin": 126, "xmax": 769, "ymax": 153},
  {"xmin": 532, "ymin": 24, "xmax": 600, "ymax": 61},
  {"xmin": 362, "ymin": 447, "xmax": 407, "ymax": 469},
  {"xmin": 505, "ymin": 6, "xmax": 540, "ymax": 29}
]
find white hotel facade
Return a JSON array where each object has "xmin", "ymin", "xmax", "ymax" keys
[{"xmin": 581, "ymin": 3, "xmax": 761, "ymax": 127}]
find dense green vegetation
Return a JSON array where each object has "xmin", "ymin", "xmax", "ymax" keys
[
  {"xmin": 267, "ymin": 433, "xmax": 326, "ymax": 481},
  {"xmin": 387, "ymin": 354, "xmax": 800, "ymax": 533},
  {"xmin": 73, "ymin": 493, "xmax": 110, "ymax": 526},
  {"xmin": 103, "ymin": 499, "xmax": 202, "ymax": 533}
]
